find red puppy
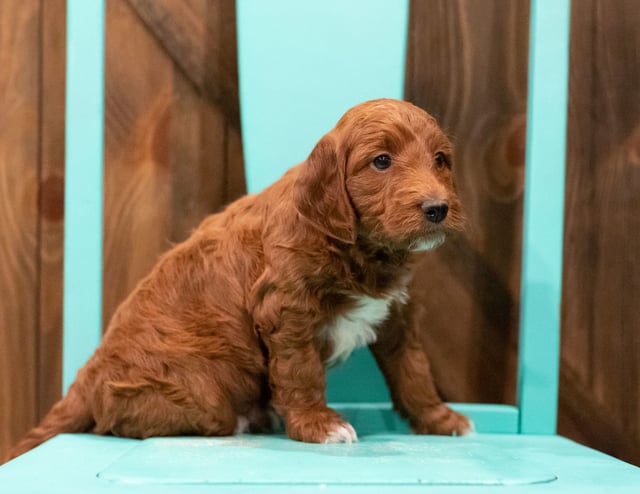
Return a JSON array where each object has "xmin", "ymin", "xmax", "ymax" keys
[{"xmin": 9, "ymin": 99, "xmax": 471, "ymax": 459}]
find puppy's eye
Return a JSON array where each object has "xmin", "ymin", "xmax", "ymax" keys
[
  {"xmin": 434, "ymin": 151, "xmax": 450, "ymax": 169},
  {"xmin": 372, "ymin": 154, "xmax": 392, "ymax": 170}
]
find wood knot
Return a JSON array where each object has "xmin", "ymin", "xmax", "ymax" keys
[
  {"xmin": 628, "ymin": 125, "xmax": 640, "ymax": 167},
  {"xmin": 40, "ymin": 174, "xmax": 64, "ymax": 222},
  {"xmin": 505, "ymin": 117, "xmax": 527, "ymax": 171},
  {"xmin": 128, "ymin": 95, "xmax": 172, "ymax": 171},
  {"xmin": 481, "ymin": 114, "xmax": 526, "ymax": 202}
]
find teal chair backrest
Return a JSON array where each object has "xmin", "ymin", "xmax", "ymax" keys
[
  {"xmin": 237, "ymin": 0, "xmax": 410, "ymax": 406},
  {"xmin": 63, "ymin": 0, "xmax": 105, "ymax": 393},
  {"xmin": 63, "ymin": 0, "xmax": 571, "ymax": 436}
]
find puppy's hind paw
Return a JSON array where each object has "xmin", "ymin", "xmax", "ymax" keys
[
  {"xmin": 234, "ymin": 415, "xmax": 250, "ymax": 434},
  {"xmin": 414, "ymin": 404, "xmax": 474, "ymax": 437},
  {"xmin": 452, "ymin": 418, "xmax": 476, "ymax": 436}
]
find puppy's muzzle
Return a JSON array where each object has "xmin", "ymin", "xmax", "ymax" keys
[{"xmin": 421, "ymin": 202, "xmax": 449, "ymax": 224}]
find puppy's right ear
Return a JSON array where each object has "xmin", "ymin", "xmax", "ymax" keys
[{"xmin": 293, "ymin": 135, "xmax": 356, "ymax": 244}]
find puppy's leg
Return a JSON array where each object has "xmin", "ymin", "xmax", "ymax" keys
[
  {"xmin": 257, "ymin": 314, "xmax": 355, "ymax": 443},
  {"xmin": 370, "ymin": 302, "xmax": 473, "ymax": 436},
  {"xmin": 270, "ymin": 342, "xmax": 356, "ymax": 443},
  {"xmin": 269, "ymin": 345, "xmax": 357, "ymax": 443}
]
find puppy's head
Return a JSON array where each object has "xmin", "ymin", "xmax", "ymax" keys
[{"xmin": 294, "ymin": 99, "xmax": 463, "ymax": 251}]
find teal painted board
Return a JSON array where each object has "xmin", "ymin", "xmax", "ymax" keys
[
  {"xmin": 517, "ymin": 0, "xmax": 571, "ymax": 433},
  {"xmin": 326, "ymin": 348, "xmax": 391, "ymax": 403},
  {"xmin": 448, "ymin": 404, "xmax": 519, "ymax": 434},
  {"xmin": 236, "ymin": 0, "xmax": 410, "ymax": 194},
  {"xmin": 63, "ymin": 0, "xmax": 106, "ymax": 393},
  {"xmin": 2, "ymin": 434, "xmax": 639, "ymax": 493},
  {"xmin": 328, "ymin": 361, "xmax": 520, "ymax": 433},
  {"xmin": 329, "ymin": 403, "xmax": 520, "ymax": 435},
  {"xmin": 98, "ymin": 435, "xmax": 556, "ymax": 486}
]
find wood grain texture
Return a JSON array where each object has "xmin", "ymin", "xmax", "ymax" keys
[
  {"xmin": 406, "ymin": 0, "xmax": 640, "ymax": 466},
  {"xmin": 0, "ymin": 0, "xmax": 41, "ymax": 458},
  {"xmin": 1, "ymin": 0, "xmax": 245, "ymax": 459},
  {"xmin": 405, "ymin": 0, "xmax": 530, "ymax": 406},
  {"xmin": 102, "ymin": 0, "xmax": 177, "ymax": 326},
  {"xmin": 102, "ymin": 0, "xmax": 245, "ymax": 327},
  {"xmin": 560, "ymin": 0, "xmax": 640, "ymax": 464},
  {"xmin": 37, "ymin": 0, "xmax": 66, "ymax": 421},
  {"xmin": 127, "ymin": 0, "xmax": 241, "ymax": 129}
]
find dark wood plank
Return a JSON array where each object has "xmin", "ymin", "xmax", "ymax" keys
[
  {"xmin": 587, "ymin": 0, "xmax": 640, "ymax": 449},
  {"xmin": 126, "ymin": 0, "xmax": 241, "ymax": 129},
  {"xmin": 37, "ymin": 0, "xmax": 66, "ymax": 421},
  {"xmin": 102, "ymin": 0, "xmax": 244, "ymax": 326},
  {"xmin": 167, "ymin": 74, "xmax": 226, "ymax": 240},
  {"xmin": 561, "ymin": 0, "xmax": 598, "ymax": 393},
  {"xmin": 102, "ymin": 0, "xmax": 180, "ymax": 327},
  {"xmin": 148, "ymin": 0, "xmax": 245, "ymax": 241},
  {"xmin": 561, "ymin": 0, "xmax": 640, "ymax": 465},
  {"xmin": 406, "ymin": 0, "xmax": 640, "ymax": 465},
  {"xmin": 225, "ymin": 119, "xmax": 246, "ymax": 203},
  {"xmin": 558, "ymin": 366, "xmax": 640, "ymax": 464},
  {"xmin": 0, "ymin": 0, "xmax": 41, "ymax": 459},
  {"xmin": 405, "ymin": 0, "xmax": 530, "ymax": 405}
]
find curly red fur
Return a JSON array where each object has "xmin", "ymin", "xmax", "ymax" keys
[{"xmin": 7, "ymin": 99, "xmax": 471, "ymax": 461}]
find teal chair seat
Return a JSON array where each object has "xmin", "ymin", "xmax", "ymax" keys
[
  {"xmin": 4, "ymin": 433, "xmax": 640, "ymax": 492},
  {"xmin": 1, "ymin": 0, "xmax": 639, "ymax": 492}
]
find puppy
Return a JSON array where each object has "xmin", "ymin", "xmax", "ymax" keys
[{"xmin": 9, "ymin": 99, "xmax": 471, "ymax": 460}]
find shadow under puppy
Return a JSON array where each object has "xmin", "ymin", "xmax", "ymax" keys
[{"xmin": 9, "ymin": 98, "xmax": 472, "ymax": 460}]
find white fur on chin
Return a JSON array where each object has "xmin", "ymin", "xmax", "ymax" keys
[{"xmin": 411, "ymin": 232, "xmax": 446, "ymax": 252}]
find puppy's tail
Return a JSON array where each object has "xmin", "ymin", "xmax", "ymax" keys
[{"xmin": 4, "ymin": 383, "xmax": 94, "ymax": 463}]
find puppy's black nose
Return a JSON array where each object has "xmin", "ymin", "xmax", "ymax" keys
[{"xmin": 422, "ymin": 202, "xmax": 449, "ymax": 223}]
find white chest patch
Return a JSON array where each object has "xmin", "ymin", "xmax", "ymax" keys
[{"xmin": 324, "ymin": 291, "xmax": 407, "ymax": 367}]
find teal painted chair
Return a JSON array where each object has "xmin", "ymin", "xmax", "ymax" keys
[{"xmin": 1, "ymin": 0, "xmax": 639, "ymax": 492}]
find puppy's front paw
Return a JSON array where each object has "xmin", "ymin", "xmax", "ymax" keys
[
  {"xmin": 323, "ymin": 422, "xmax": 357, "ymax": 444},
  {"xmin": 286, "ymin": 408, "xmax": 358, "ymax": 444},
  {"xmin": 413, "ymin": 404, "xmax": 474, "ymax": 436}
]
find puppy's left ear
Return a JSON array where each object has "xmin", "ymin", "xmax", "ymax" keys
[{"xmin": 293, "ymin": 134, "xmax": 356, "ymax": 244}]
